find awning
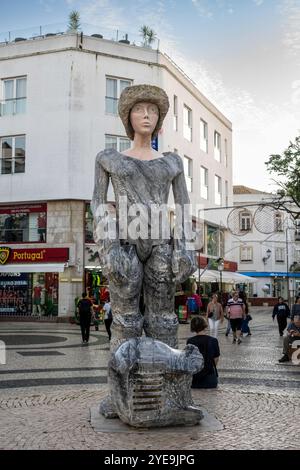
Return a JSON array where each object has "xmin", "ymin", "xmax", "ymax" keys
[
  {"xmin": 221, "ymin": 271, "xmax": 258, "ymax": 284},
  {"xmin": 193, "ymin": 269, "xmax": 257, "ymax": 284},
  {"xmin": 0, "ymin": 263, "xmax": 66, "ymax": 273}
]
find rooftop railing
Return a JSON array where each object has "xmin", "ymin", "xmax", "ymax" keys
[{"xmin": 0, "ymin": 22, "xmax": 160, "ymax": 50}]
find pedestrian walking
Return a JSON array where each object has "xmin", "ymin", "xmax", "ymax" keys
[
  {"xmin": 291, "ymin": 296, "xmax": 300, "ymax": 320},
  {"xmin": 77, "ymin": 293, "xmax": 93, "ymax": 344},
  {"xmin": 187, "ymin": 316, "xmax": 220, "ymax": 389},
  {"xmin": 103, "ymin": 297, "xmax": 113, "ymax": 341},
  {"xmin": 206, "ymin": 293, "xmax": 224, "ymax": 338},
  {"xmin": 226, "ymin": 291, "xmax": 246, "ymax": 344},
  {"xmin": 272, "ymin": 297, "xmax": 290, "ymax": 336}
]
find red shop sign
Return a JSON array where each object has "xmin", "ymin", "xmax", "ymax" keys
[
  {"xmin": 0, "ymin": 247, "xmax": 69, "ymax": 265},
  {"xmin": 0, "ymin": 204, "xmax": 47, "ymax": 215}
]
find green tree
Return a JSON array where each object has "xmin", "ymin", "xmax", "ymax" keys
[
  {"xmin": 139, "ymin": 25, "xmax": 157, "ymax": 47},
  {"xmin": 265, "ymin": 134, "xmax": 300, "ymax": 220},
  {"xmin": 68, "ymin": 10, "xmax": 81, "ymax": 32}
]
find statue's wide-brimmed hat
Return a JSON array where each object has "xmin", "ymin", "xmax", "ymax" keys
[{"xmin": 118, "ymin": 84, "xmax": 169, "ymax": 140}]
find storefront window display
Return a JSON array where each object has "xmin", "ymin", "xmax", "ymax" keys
[
  {"xmin": 0, "ymin": 272, "xmax": 30, "ymax": 315},
  {"xmin": 207, "ymin": 225, "xmax": 219, "ymax": 257},
  {"xmin": 0, "ymin": 272, "xmax": 58, "ymax": 316},
  {"xmin": 85, "ymin": 203, "xmax": 94, "ymax": 243},
  {"xmin": 85, "ymin": 269, "xmax": 109, "ymax": 304},
  {"xmin": 0, "ymin": 204, "xmax": 47, "ymax": 243}
]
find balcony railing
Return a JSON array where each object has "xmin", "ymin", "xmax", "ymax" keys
[{"xmin": 0, "ymin": 97, "xmax": 26, "ymax": 116}]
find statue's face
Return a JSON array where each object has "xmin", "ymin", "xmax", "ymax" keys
[{"xmin": 129, "ymin": 101, "xmax": 159, "ymax": 138}]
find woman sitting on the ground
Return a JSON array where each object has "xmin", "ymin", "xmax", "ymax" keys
[{"xmin": 187, "ymin": 316, "xmax": 220, "ymax": 389}]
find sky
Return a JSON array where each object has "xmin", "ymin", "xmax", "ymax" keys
[{"xmin": 1, "ymin": 0, "xmax": 300, "ymax": 192}]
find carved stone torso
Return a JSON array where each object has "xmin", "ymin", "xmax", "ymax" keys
[{"xmin": 96, "ymin": 149, "xmax": 185, "ymax": 257}]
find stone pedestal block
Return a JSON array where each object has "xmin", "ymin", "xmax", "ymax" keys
[{"xmin": 101, "ymin": 337, "xmax": 204, "ymax": 428}]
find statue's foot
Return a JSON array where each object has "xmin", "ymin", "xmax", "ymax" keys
[
  {"xmin": 183, "ymin": 405, "xmax": 204, "ymax": 425},
  {"xmin": 99, "ymin": 395, "xmax": 118, "ymax": 419}
]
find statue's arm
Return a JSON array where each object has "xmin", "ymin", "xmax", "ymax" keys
[
  {"xmin": 91, "ymin": 152, "xmax": 119, "ymax": 259},
  {"xmin": 172, "ymin": 159, "xmax": 190, "ymax": 250},
  {"xmin": 171, "ymin": 155, "xmax": 197, "ymax": 281},
  {"xmin": 91, "ymin": 152, "xmax": 108, "ymax": 214}
]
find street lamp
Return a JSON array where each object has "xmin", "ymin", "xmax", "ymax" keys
[{"xmin": 217, "ymin": 257, "xmax": 224, "ymax": 295}]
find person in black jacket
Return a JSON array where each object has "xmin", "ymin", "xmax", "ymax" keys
[
  {"xmin": 187, "ymin": 316, "xmax": 220, "ymax": 389},
  {"xmin": 272, "ymin": 297, "xmax": 290, "ymax": 336},
  {"xmin": 77, "ymin": 293, "xmax": 93, "ymax": 344}
]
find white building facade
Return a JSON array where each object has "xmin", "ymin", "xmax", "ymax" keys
[
  {"xmin": 0, "ymin": 32, "xmax": 233, "ymax": 317},
  {"xmin": 231, "ymin": 186, "xmax": 300, "ymax": 302}
]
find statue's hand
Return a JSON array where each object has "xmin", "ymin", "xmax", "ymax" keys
[
  {"xmin": 103, "ymin": 245, "xmax": 142, "ymax": 285},
  {"xmin": 172, "ymin": 249, "xmax": 196, "ymax": 283}
]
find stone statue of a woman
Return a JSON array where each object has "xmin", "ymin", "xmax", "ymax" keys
[{"xmin": 91, "ymin": 84, "xmax": 196, "ymax": 350}]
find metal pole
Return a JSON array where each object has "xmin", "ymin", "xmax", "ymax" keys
[{"xmin": 220, "ymin": 270, "xmax": 223, "ymax": 296}]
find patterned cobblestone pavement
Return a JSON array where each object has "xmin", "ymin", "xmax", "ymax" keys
[{"xmin": 0, "ymin": 307, "xmax": 299, "ymax": 450}]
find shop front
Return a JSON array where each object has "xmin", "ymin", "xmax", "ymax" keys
[
  {"xmin": 0, "ymin": 246, "xmax": 69, "ymax": 317},
  {"xmin": 84, "ymin": 245, "xmax": 109, "ymax": 304},
  {"xmin": 239, "ymin": 271, "xmax": 300, "ymax": 303}
]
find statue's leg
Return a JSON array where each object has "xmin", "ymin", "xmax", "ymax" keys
[
  {"xmin": 143, "ymin": 244, "xmax": 178, "ymax": 348},
  {"xmin": 108, "ymin": 244, "xmax": 144, "ymax": 351}
]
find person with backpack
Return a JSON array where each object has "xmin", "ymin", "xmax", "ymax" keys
[
  {"xmin": 186, "ymin": 316, "xmax": 220, "ymax": 389},
  {"xmin": 103, "ymin": 296, "xmax": 113, "ymax": 341},
  {"xmin": 77, "ymin": 293, "xmax": 93, "ymax": 344}
]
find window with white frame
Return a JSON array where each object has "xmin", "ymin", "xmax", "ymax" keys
[
  {"xmin": 105, "ymin": 77, "xmax": 132, "ymax": 114},
  {"xmin": 214, "ymin": 131, "xmax": 221, "ymax": 162},
  {"xmin": 225, "ymin": 180, "xmax": 229, "ymax": 207},
  {"xmin": 173, "ymin": 95, "xmax": 178, "ymax": 131},
  {"xmin": 200, "ymin": 119, "xmax": 208, "ymax": 153},
  {"xmin": 1, "ymin": 76, "xmax": 27, "ymax": 116},
  {"xmin": 200, "ymin": 166, "xmax": 208, "ymax": 199},
  {"xmin": 0, "ymin": 135, "xmax": 25, "ymax": 174},
  {"xmin": 183, "ymin": 155, "xmax": 192, "ymax": 192},
  {"xmin": 183, "ymin": 105, "xmax": 192, "ymax": 141},
  {"xmin": 240, "ymin": 246, "xmax": 253, "ymax": 262},
  {"xmin": 224, "ymin": 138, "xmax": 228, "ymax": 167},
  {"xmin": 105, "ymin": 134, "xmax": 131, "ymax": 152},
  {"xmin": 275, "ymin": 247, "xmax": 285, "ymax": 262},
  {"xmin": 214, "ymin": 175, "xmax": 221, "ymax": 205},
  {"xmin": 274, "ymin": 213, "xmax": 283, "ymax": 232},
  {"xmin": 240, "ymin": 211, "xmax": 252, "ymax": 231}
]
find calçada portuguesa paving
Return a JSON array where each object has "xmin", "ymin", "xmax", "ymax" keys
[{"xmin": 0, "ymin": 307, "xmax": 299, "ymax": 450}]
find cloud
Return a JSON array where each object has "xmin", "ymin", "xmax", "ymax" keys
[
  {"xmin": 39, "ymin": 0, "xmax": 56, "ymax": 13},
  {"xmin": 191, "ymin": 0, "xmax": 213, "ymax": 18},
  {"xmin": 279, "ymin": 0, "xmax": 300, "ymax": 58},
  {"xmin": 253, "ymin": 0, "xmax": 264, "ymax": 5},
  {"xmin": 75, "ymin": 0, "xmax": 126, "ymax": 31}
]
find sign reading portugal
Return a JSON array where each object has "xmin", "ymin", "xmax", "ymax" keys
[{"xmin": 0, "ymin": 247, "xmax": 69, "ymax": 265}]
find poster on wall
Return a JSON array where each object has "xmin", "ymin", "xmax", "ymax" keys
[{"xmin": 0, "ymin": 273, "xmax": 30, "ymax": 315}]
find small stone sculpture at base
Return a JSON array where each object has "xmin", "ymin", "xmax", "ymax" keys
[{"xmin": 100, "ymin": 337, "xmax": 204, "ymax": 428}]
